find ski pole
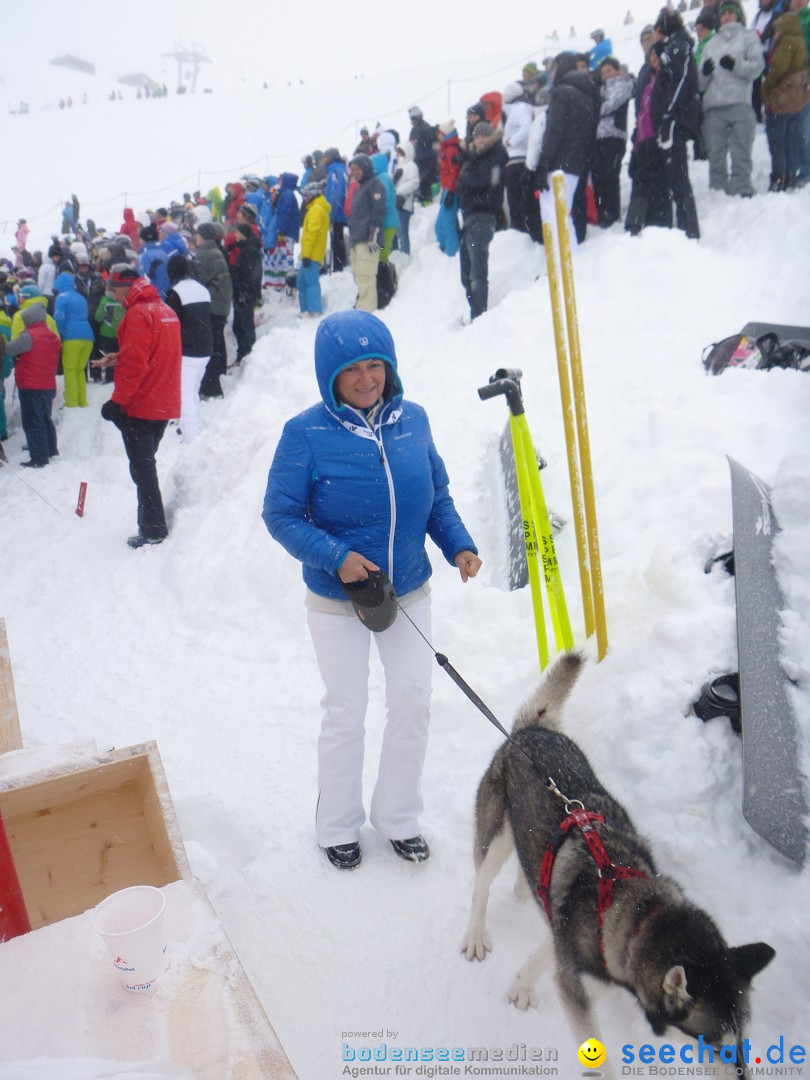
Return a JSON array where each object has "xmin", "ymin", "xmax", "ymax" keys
[
  {"xmin": 543, "ymin": 216, "xmax": 594, "ymax": 639},
  {"xmin": 552, "ymin": 172, "xmax": 608, "ymax": 661}
]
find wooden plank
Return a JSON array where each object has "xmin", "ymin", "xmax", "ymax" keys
[{"xmin": 0, "ymin": 619, "xmax": 23, "ymax": 754}]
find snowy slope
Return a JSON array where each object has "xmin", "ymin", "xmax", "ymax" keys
[{"xmin": 2, "ymin": 22, "xmax": 809, "ymax": 1080}]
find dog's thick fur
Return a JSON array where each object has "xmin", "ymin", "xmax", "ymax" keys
[{"xmin": 461, "ymin": 652, "xmax": 774, "ymax": 1078}]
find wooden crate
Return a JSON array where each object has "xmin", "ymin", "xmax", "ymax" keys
[{"xmin": 0, "ymin": 742, "xmax": 190, "ymax": 930}]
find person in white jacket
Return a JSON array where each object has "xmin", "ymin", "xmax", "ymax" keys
[
  {"xmin": 502, "ymin": 81, "xmax": 536, "ymax": 234},
  {"xmin": 393, "ymin": 144, "xmax": 420, "ymax": 256},
  {"xmin": 698, "ymin": 0, "xmax": 764, "ymax": 196}
]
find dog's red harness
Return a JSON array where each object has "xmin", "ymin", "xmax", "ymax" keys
[{"xmin": 537, "ymin": 781, "xmax": 649, "ymax": 970}]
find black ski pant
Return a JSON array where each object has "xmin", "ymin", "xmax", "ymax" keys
[
  {"xmin": 331, "ymin": 223, "xmax": 347, "ymax": 272},
  {"xmin": 119, "ymin": 415, "xmax": 168, "ymax": 541},
  {"xmin": 505, "ymin": 161, "xmax": 529, "ymax": 233},
  {"xmin": 591, "ymin": 137, "xmax": 625, "ymax": 226},
  {"xmin": 200, "ymin": 313, "xmax": 227, "ymax": 397},
  {"xmin": 459, "ymin": 213, "xmax": 495, "ymax": 320},
  {"xmin": 232, "ymin": 303, "xmax": 256, "ymax": 363}
]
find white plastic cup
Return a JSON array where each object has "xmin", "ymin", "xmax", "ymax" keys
[{"xmin": 91, "ymin": 885, "xmax": 169, "ymax": 992}]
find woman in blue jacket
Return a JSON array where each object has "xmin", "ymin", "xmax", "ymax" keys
[
  {"xmin": 262, "ymin": 310, "xmax": 481, "ymax": 870},
  {"xmin": 53, "ymin": 271, "xmax": 93, "ymax": 407}
]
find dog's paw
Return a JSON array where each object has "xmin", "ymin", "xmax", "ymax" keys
[
  {"xmin": 460, "ymin": 929, "xmax": 491, "ymax": 962},
  {"xmin": 507, "ymin": 978, "xmax": 538, "ymax": 1011}
]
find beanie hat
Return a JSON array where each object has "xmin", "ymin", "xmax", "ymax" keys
[
  {"xmin": 158, "ymin": 220, "xmax": 178, "ymax": 234},
  {"xmin": 108, "ymin": 264, "xmax": 139, "ymax": 287},
  {"xmin": 301, "ymin": 180, "xmax": 326, "ymax": 199},
  {"xmin": 48, "ymin": 244, "xmax": 62, "ymax": 259},
  {"xmin": 75, "ymin": 252, "xmax": 91, "ymax": 265},
  {"xmin": 467, "ymin": 102, "xmax": 487, "ymax": 122},
  {"xmin": 502, "ymin": 81, "xmax": 525, "ymax": 104},
  {"xmin": 195, "ymin": 223, "xmax": 218, "ymax": 242},
  {"xmin": 718, "ymin": 0, "xmax": 745, "ymax": 23},
  {"xmin": 553, "ymin": 52, "xmax": 579, "ymax": 80},
  {"xmin": 140, "ymin": 223, "xmax": 159, "ymax": 243},
  {"xmin": 438, "ymin": 118, "xmax": 456, "ymax": 135},
  {"xmin": 408, "ymin": 105, "xmax": 423, "ymax": 119},
  {"xmin": 473, "ymin": 121, "xmax": 493, "ymax": 138},
  {"xmin": 522, "ymin": 62, "xmax": 538, "ymax": 76},
  {"xmin": 238, "ymin": 202, "xmax": 258, "ymax": 221},
  {"xmin": 591, "ymin": 28, "xmax": 605, "ymax": 38},
  {"xmin": 19, "ymin": 284, "xmax": 41, "ymax": 299}
]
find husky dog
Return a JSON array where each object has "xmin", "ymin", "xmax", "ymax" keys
[{"xmin": 461, "ymin": 652, "xmax": 774, "ymax": 1079}]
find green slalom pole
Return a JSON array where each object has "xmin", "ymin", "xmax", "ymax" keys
[
  {"xmin": 508, "ymin": 412, "xmax": 549, "ymax": 671},
  {"xmin": 513, "ymin": 413, "xmax": 574, "ymax": 652}
]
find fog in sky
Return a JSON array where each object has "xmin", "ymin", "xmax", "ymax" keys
[{"xmin": 13, "ymin": 0, "xmax": 639, "ymax": 90}]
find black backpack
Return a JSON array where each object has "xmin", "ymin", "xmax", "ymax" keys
[{"xmin": 376, "ymin": 261, "xmax": 398, "ymax": 309}]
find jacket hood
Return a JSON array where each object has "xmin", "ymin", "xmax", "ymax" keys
[
  {"xmin": 122, "ymin": 276, "xmax": 161, "ymax": 309},
  {"xmin": 123, "ymin": 208, "xmax": 135, "ymax": 223},
  {"xmin": 21, "ymin": 302, "xmax": 48, "ymax": 328},
  {"xmin": 561, "ymin": 70, "xmax": 602, "ymax": 105},
  {"xmin": 350, "ymin": 154, "xmax": 375, "ymax": 181},
  {"xmin": 371, "ymin": 152, "xmax": 391, "ymax": 175},
  {"xmin": 53, "ymin": 271, "xmax": 78, "ymax": 294},
  {"xmin": 314, "ymin": 310, "xmax": 403, "ymax": 412},
  {"xmin": 280, "ymin": 172, "xmax": 299, "ymax": 191},
  {"xmin": 774, "ymin": 12, "xmax": 802, "ymax": 38}
]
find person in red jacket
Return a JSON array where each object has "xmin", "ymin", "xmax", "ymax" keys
[
  {"xmin": 4, "ymin": 303, "xmax": 61, "ymax": 467},
  {"xmin": 119, "ymin": 208, "xmax": 142, "ymax": 252},
  {"xmin": 95, "ymin": 265, "xmax": 182, "ymax": 548}
]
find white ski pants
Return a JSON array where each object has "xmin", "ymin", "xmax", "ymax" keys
[
  {"xmin": 539, "ymin": 171, "xmax": 581, "ymax": 249},
  {"xmin": 180, "ymin": 354, "xmax": 209, "ymax": 443},
  {"xmin": 306, "ymin": 589, "xmax": 432, "ymax": 847}
]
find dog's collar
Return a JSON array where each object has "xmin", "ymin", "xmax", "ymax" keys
[{"xmin": 536, "ymin": 803, "xmax": 649, "ymax": 971}]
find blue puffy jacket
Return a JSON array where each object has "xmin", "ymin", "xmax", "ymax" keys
[
  {"xmin": 52, "ymin": 272, "xmax": 93, "ymax": 341},
  {"xmin": 262, "ymin": 311, "xmax": 476, "ymax": 600},
  {"xmin": 275, "ymin": 173, "xmax": 300, "ymax": 241},
  {"xmin": 325, "ymin": 160, "xmax": 348, "ymax": 224},
  {"xmin": 371, "ymin": 153, "xmax": 400, "ymax": 230},
  {"xmin": 138, "ymin": 242, "xmax": 169, "ymax": 299}
]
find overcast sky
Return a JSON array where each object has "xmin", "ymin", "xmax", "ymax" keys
[{"xmin": 13, "ymin": 0, "xmax": 639, "ymax": 90}]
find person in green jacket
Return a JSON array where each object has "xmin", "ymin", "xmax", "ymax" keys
[{"xmin": 93, "ymin": 293, "xmax": 125, "ymax": 384}]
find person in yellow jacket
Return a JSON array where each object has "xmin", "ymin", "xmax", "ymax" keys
[
  {"xmin": 298, "ymin": 181, "xmax": 331, "ymax": 317},
  {"xmin": 11, "ymin": 285, "xmax": 61, "ymax": 341}
]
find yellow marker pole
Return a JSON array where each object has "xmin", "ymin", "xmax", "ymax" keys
[
  {"xmin": 552, "ymin": 173, "xmax": 608, "ymax": 660},
  {"xmin": 513, "ymin": 413, "xmax": 574, "ymax": 652},
  {"xmin": 509, "ymin": 414, "xmax": 549, "ymax": 670},
  {"xmin": 542, "ymin": 217, "xmax": 594, "ymax": 640}
]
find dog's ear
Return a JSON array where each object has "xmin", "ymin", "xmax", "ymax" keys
[
  {"xmin": 662, "ymin": 965, "xmax": 693, "ymax": 1014},
  {"xmin": 730, "ymin": 943, "xmax": 775, "ymax": 983}
]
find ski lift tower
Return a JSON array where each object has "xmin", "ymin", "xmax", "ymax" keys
[{"xmin": 162, "ymin": 42, "xmax": 211, "ymax": 94}]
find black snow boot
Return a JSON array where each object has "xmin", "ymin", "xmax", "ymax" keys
[
  {"xmin": 675, "ymin": 194, "xmax": 700, "ymax": 239},
  {"xmin": 624, "ymin": 195, "xmax": 648, "ymax": 236}
]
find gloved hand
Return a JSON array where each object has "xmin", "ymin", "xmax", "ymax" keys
[
  {"xmin": 100, "ymin": 399, "xmax": 124, "ymax": 424},
  {"xmin": 368, "ymin": 241, "xmax": 380, "ymax": 254},
  {"xmin": 657, "ymin": 115, "xmax": 675, "ymax": 151},
  {"xmin": 301, "ymin": 257, "xmax": 312, "ymax": 267},
  {"xmin": 702, "ymin": 58, "xmax": 715, "ymax": 76},
  {"xmin": 443, "ymin": 191, "xmax": 455, "ymax": 209},
  {"xmin": 536, "ymin": 171, "xmax": 550, "ymax": 193},
  {"xmin": 719, "ymin": 54, "xmax": 735, "ymax": 70}
]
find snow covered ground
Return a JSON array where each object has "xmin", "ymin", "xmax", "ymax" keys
[{"xmin": 1, "ymin": 16, "xmax": 809, "ymax": 1080}]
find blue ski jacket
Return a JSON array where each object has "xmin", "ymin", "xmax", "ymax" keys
[
  {"xmin": 138, "ymin": 242, "xmax": 170, "ymax": 299},
  {"xmin": 52, "ymin": 272, "xmax": 93, "ymax": 341},
  {"xmin": 325, "ymin": 160, "xmax": 348, "ymax": 224},
  {"xmin": 371, "ymin": 153, "xmax": 400, "ymax": 229},
  {"xmin": 262, "ymin": 311, "xmax": 476, "ymax": 600},
  {"xmin": 275, "ymin": 173, "xmax": 300, "ymax": 241}
]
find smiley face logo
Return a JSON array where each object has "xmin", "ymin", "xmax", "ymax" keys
[{"xmin": 577, "ymin": 1038, "xmax": 607, "ymax": 1070}]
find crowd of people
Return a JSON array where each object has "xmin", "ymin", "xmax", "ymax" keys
[{"xmin": 2, "ymin": 1, "xmax": 808, "ymax": 494}]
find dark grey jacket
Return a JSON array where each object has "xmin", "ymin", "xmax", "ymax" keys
[
  {"xmin": 194, "ymin": 240, "xmax": 233, "ymax": 317},
  {"xmin": 347, "ymin": 156, "xmax": 387, "ymax": 247}
]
